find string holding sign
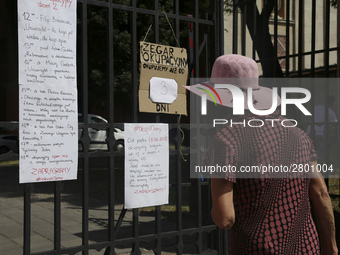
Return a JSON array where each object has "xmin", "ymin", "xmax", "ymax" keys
[
  {"xmin": 142, "ymin": 12, "xmax": 181, "ymax": 49},
  {"xmin": 162, "ymin": 12, "xmax": 181, "ymax": 49}
]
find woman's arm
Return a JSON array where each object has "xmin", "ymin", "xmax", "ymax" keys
[
  {"xmin": 210, "ymin": 178, "xmax": 235, "ymax": 230},
  {"xmin": 309, "ymin": 162, "xmax": 338, "ymax": 255}
]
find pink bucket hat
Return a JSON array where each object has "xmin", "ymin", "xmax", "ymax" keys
[{"xmin": 184, "ymin": 54, "xmax": 281, "ymax": 110}]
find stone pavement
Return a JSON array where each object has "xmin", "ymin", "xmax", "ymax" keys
[
  {"xmin": 0, "ymin": 195, "xmax": 138, "ymax": 255},
  {"xmin": 0, "ymin": 152, "xmax": 209, "ymax": 255},
  {"xmin": 0, "ymin": 194, "xmax": 199, "ymax": 255},
  {"xmin": 1, "ymin": 194, "xmax": 180, "ymax": 255},
  {"xmin": 0, "ymin": 152, "xmax": 140, "ymax": 255},
  {"xmin": 0, "ymin": 153, "xmax": 132, "ymax": 254}
]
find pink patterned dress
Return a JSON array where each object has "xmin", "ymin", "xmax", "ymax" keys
[{"xmin": 205, "ymin": 111, "xmax": 320, "ymax": 254}]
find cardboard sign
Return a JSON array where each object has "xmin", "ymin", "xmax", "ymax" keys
[{"xmin": 139, "ymin": 42, "xmax": 188, "ymax": 115}]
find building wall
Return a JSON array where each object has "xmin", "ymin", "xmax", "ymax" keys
[{"xmin": 222, "ymin": 0, "xmax": 338, "ymax": 76}]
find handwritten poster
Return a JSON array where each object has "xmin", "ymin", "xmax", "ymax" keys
[
  {"xmin": 18, "ymin": 0, "xmax": 78, "ymax": 183},
  {"xmin": 124, "ymin": 124, "xmax": 169, "ymax": 209}
]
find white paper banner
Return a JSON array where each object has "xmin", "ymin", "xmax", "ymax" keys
[
  {"xmin": 124, "ymin": 124, "xmax": 169, "ymax": 209},
  {"xmin": 18, "ymin": 0, "xmax": 78, "ymax": 183},
  {"xmin": 18, "ymin": 0, "xmax": 76, "ymax": 86}
]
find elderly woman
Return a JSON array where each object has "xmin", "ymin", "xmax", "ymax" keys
[
  {"xmin": 192, "ymin": 55, "xmax": 337, "ymax": 255},
  {"xmin": 211, "ymin": 166, "xmax": 337, "ymax": 254}
]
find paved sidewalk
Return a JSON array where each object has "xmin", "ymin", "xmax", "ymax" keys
[
  {"xmin": 0, "ymin": 153, "xmax": 207, "ymax": 255},
  {"xmin": 0, "ymin": 153, "xmax": 138, "ymax": 254},
  {"xmin": 0, "ymin": 194, "xmax": 194, "ymax": 255},
  {"xmin": 0, "ymin": 195, "xmax": 140, "ymax": 254}
]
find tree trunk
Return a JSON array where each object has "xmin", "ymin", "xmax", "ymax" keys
[{"xmin": 242, "ymin": 1, "xmax": 284, "ymax": 77}]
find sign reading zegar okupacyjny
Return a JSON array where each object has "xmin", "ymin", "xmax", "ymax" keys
[{"xmin": 18, "ymin": 0, "xmax": 78, "ymax": 183}]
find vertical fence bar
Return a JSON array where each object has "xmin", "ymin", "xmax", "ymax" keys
[
  {"xmin": 311, "ymin": 0, "xmax": 316, "ymax": 77},
  {"xmin": 285, "ymin": 0, "xmax": 290, "ymax": 76},
  {"xmin": 154, "ymin": 0, "xmax": 159, "ymax": 44},
  {"xmin": 108, "ymin": 0, "xmax": 115, "ymax": 253},
  {"xmin": 174, "ymin": 0, "xmax": 180, "ymax": 49},
  {"xmin": 132, "ymin": 209, "xmax": 141, "ymax": 255},
  {"xmin": 296, "ymin": 0, "xmax": 304, "ymax": 123},
  {"xmin": 189, "ymin": 2, "xmax": 200, "ymax": 253},
  {"xmin": 217, "ymin": 0, "xmax": 224, "ymax": 56},
  {"xmin": 324, "ymin": 0, "xmax": 331, "ymax": 186},
  {"xmin": 273, "ymin": 0, "xmax": 278, "ymax": 76},
  {"xmin": 173, "ymin": 2, "xmax": 182, "ymax": 253},
  {"xmin": 187, "ymin": 12, "xmax": 195, "ymax": 255},
  {"xmin": 23, "ymin": 184, "xmax": 32, "ymax": 255},
  {"xmin": 310, "ymin": 0, "xmax": 316, "ymax": 146},
  {"xmin": 54, "ymin": 182, "xmax": 61, "ymax": 254},
  {"xmin": 131, "ymin": 1, "xmax": 140, "ymax": 254},
  {"xmin": 187, "ymin": 14, "xmax": 194, "ymax": 77},
  {"xmin": 81, "ymin": 1, "xmax": 89, "ymax": 254},
  {"xmin": 232, "ymin": 0, "xmax": 238, "ymax": 54},
  {"xmin": 176, "ymin": 128, "xmax": 183, "ymax": 255},
  {"xmin": 197, "ymin": 179, "xmax": 203, "ymax": 254},
  {"xmin": 154, "ymin": 204, "xmax": 161, "ymax": 255},
  {"xmin": 324, "ymin": 85, "xmax": 330, "ymax": 188},
  {"xmin": 324, "ymin": 0, "xmax": 330, "ymax": 77},
  {"xmin": 297, "ymin": 0, "xmax": 303, "ymax": 76},
  {"xmin": 324, "ymin": 0, "xmax": 331, "ymax": 163},
  {"xmin": 194, "ymin": 0, "xmax": 200, "ymax": 79},
  {"xmin": 223, "ymin": 229, "xmax": 229, "ymax": 254},
  {"xmin": 131, "ymin": 0, "xmax": 138, "ymax": 123},
  {"xmin": 153, "ymin": 3, "xmax": 162, "ymax": 254},
  {"xmin": 252, "ymin": 0, "xmax": 256, "ymax": 61},
  {"xmin": 241, "ymin": 3, "xmax": 246, "ymax": 56},
  {"xmin": 204, "ymin": 34, "xmax": 209, "ymax": 76}
]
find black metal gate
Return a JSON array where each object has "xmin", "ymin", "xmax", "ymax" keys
[
  {"xmin": 231, "ymin": 0, "xmax": 338, "ymax": 78},
  {"xmin": 231, "ymin": 0, "xmax": 340, "ymax": 168},
  {"xmin": 0, "ymin": 0, "xmax": 225, "ymax": 254},
  {"xmin": 230, "ymin": 0, "xmax": 340, "ymax": 246},
  {"xmin": 0, "ymin": 0, "xmax": 339, "ymax": 254}
]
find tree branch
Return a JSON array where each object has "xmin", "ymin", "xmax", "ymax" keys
[
  {"xmin": 262, "ymin": 0, "xmax": 275, "ymax": 22},
  {"xmin": 242, "ymin": 0, "xmax": 283, "ymax": 77}
]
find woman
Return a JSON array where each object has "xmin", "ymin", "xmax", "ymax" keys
[
  {"xmin": 188, "ymin": 54, "xmax": 337, "ymax": 254},
  {"xmin": 211, "ymin": 164, "xmax": 337, "ymax": 254}
]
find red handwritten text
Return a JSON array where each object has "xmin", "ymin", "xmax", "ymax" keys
[
  {"xmin": 36, "ymin": 176, "xmax": 64, "ymax": 182},
  {"xmin": 38, "ymin": 2, "xmax": 51, "ymax": 8},
  {"xmin": 50, "ymin": 0, "xmax": 73, "ymax": 9},
  {"xmin": 31, "ymin": 167, "xmax": 71, "ymax": 175},
  {"xmin": 134, "ymin": 186, "xmax": 166, "ymax": 194}
]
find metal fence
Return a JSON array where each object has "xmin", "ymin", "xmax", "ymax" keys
[
  {"xmin": 231, "ymin": 0, "xmax": 340, "ymax": 212},
  {"xmin": 0, "ymin": 0, "xmax": 339, "ymax": 254},
  {"xmin": 20, "ymin": 0, "xmax": 224, "ymax": 254}
]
